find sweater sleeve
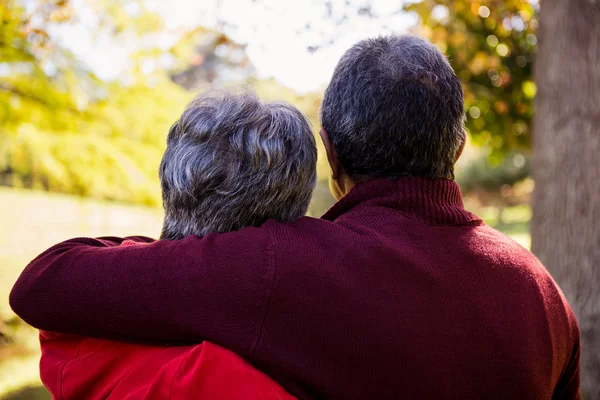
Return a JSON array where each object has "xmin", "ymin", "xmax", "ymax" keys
[
  {"xmin": 552, "ymin": 308, "xmax": 581, "ymax": 400},
  {"xmin": 9, "ymin": 226, "xmax": 276, "ymax": 355}
]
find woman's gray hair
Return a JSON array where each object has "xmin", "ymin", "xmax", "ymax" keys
[{"xmin": 159, "ymin": 90, "xmax": 317, "ymax": 240}]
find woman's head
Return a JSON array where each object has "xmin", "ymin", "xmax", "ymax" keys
[{"xmin": 159, "ymin": 90, "xmax": 317, "ymax": 240}]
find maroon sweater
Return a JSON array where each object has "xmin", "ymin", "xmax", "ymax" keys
[{"xmin": 10, "ymin": 177, "xmax": 580, "ymax": 399}]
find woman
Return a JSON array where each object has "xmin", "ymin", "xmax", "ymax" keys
[{"xmin": 38, "ymin": 90, "xmax": 316, "ymax": 399}]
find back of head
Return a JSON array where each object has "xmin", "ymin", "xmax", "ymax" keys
[
  {"xmin": 159, "ymin": 90, "xmax": 317, "ymax": 240},
  {"xmin": 320, "ymin": 35, "xmax": 465, "ymax": 180}
]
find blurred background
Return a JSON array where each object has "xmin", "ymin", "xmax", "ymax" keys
[{"xmin": 1, "ymin": 0, "xmax": 598, "ymax": 399}]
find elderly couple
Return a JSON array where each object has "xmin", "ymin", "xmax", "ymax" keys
[{"xmin": 10, "ymin": 35, "xmax": 580, "ymax": 399}]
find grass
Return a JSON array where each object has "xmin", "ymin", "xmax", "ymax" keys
[
  {"xmin": 0, "ymin": 187, "xmax": 530, "ymax": 398},
  {"xmin": 476, "ymin": 204, "xmax": 531, "ymax": 249},
  {"xmin": 0, "ymin": 187, "xmax": 163, "ymax": 398}
]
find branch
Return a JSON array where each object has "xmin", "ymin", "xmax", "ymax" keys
[{"xmin": 0, "ymin": 81, "xmax": 81, "ymax": 114}]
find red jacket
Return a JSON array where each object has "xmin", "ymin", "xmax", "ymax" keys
[
  {"xmin": 40, "ymin": 332, "xmax": 295, "ymax": 399},
  {"xmin": 12, "ymin": 177, "xmax": 580, "ymax": 399},
  {"xmin": 39, "ymin": 240, "xmax": 294, "ymax": 399}
]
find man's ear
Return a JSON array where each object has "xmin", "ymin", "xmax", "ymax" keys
[
  {"xmin": 455, "ymin": 130, "xmax": 467, "ymax": 162},
  {"xmin": 320, "ymin": 129, "xmax": 340, "ymax": 180}
]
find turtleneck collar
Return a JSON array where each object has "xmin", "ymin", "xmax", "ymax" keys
[{"xmin": 321, "ymin": 176, "xmax": 481, "ymax": 226}]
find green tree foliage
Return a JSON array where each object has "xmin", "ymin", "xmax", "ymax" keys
[
  {"xmin": 1, "ymin": 0, "xmax": 536, "ymax": 210},
  {"xmin": 457, "ymin": 152, "xmax": 530, "ymax": 193},
  {"xmin": 0, "ymin": 0, "xmax": 97, "ymax": 131},
  {"xmin": 406, "ymin": 0, "xmax": 538, "ymax": 207},
  {"xmin": 0, "ymin": 0, "xmax": 190, "ymax": 205},
  {"xmin": 407, "ymin": 0, "xmax": 538, "ymax": 161},
  {"xmin": 0, "ymin": 0, "xmax": 330, "ymax": 207}
]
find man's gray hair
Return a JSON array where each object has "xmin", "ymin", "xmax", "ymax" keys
[
  {"xmin": 320, "ymin": 35, "xmax": 465, "ymax": 180},
  {"xmin": 159, "ymin": 90, "xmax": 317, "ymax": 240}
]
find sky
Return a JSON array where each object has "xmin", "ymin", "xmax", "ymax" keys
[{"xmin": 53, "ymin": 0, "xmax": 417, "ymax": 93}]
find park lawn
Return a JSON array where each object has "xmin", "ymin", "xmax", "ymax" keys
[
  {"xmin": 0, "ymin": 255, "xmax": 49, "ymax": 400},
  {"xmin": 0, "ymin": 188, "xmax": 530, "ymax": 399},
  {"xmin": 0, "ymin": 188, "xmax": 162, "ymax": 399},
  {"xmin": 477, "ymin": 204, "xmax": 532, "ymax": 249}
]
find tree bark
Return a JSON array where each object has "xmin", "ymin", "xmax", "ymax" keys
[{"xmin": 531, "ymin": 0, "xmax": 600, "ymax": 397}]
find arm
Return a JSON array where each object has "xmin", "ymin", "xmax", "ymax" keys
[
  {"xmin": 552, "ymin": 307, "xmax": 581, "ymax": 400},
  {"xmin": 9, "ymin": 226, "xmax": 275, "ymax": 355},
  {"xmin": 552, "ymin": 338, "xmax": 581, "ymax": 400}
]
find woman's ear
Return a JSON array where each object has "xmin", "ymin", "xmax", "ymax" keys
[
  {"xmin": 455, "ymin": 130, "xmax": 467, "ymax": 162},
  {"xmin": 320, "ymin": 129, "xmax": 340, "ymax": 180}
]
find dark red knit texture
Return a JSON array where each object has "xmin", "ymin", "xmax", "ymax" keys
[{"xmin": 11, "ymin": 177, "xmax": 580, "ymax": 399}]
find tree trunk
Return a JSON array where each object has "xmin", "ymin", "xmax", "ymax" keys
[{"xmin": 531, "ymin": 1, "xmax": 600, "ymax": 397}]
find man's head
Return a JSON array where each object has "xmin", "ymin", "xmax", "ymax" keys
[
  {"xmin": 320, "ymin": 35, "xmax": 466, "ymax": 198},
  {"xmin": 159, "ymin": 90, "xmax": 317, "ymax": 240}
]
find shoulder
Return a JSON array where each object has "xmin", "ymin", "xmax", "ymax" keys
[
  {"xmin": 264, "ymin": 214, "xmax": 371, "ymax": 243},
  {"xmin": 474, "ymin": 224, "xmax": 578, "ymax": 331},
  {"xmin": 263, "ymin": 216, "xmax": 369, "ymax": 258}
]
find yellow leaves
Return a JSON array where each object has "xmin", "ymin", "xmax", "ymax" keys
[
  {"xmin": 414, "ymin": 25, "xmax": 433, "ymax": 40},
  {"xmin": 49, "ymin": 4, "xmax": 73, "ymax": 22},
  {"xmin": 487, "ymin": 55, "xmax": 500, "ymax": 70},
  {"xmin": 448, "ymin": 31, "xmax": 467, "ymax": 47},
  {"xmin": 406, "ymin": 0, "xmax": 439, "ymax": 23},
  {"xmin": 469, "ymin": 51, "xmax": 487, "ymax": 75},
  {"xmin": 480, "ymin": 130, "xmax": 492, "ymax": 143},
  {"xmin": 494, "ymin": 100, "xmax": 508, "ymax": 114},
  {"xmin": 453, "ymin": 1, "xmax": 468, "ymax": 14},
  {"xmin": 484, "ymin": 16, "xmax": 496, "ymax": 30},
  {"xmin": 131, "ymin": 10, "xmax": 164, "ymax": 36},
  {"xmin": 464, "ymin": 90, "xmax": 476, "ymax": 103},
  {"xmin": 459, "ymin": 69, "xmax": 472, "ymax": 82},
  {"xmin": 496, "ymin": 43, "xmax": 509, "ymax": 57},
  {"xmin": 434, "ymin": 41, "xmax": 448, "ymax": 53},
  {"xmin": 522, "ymin": 81, "xmax": 536, "ymax": 98},
  {"xmin": 473, "ymin": 117, "xmax": 485, "ymax": 130},
  {"xmin": 25, "ymin": 27, "xmax": 49, "ymax": 39},
  {"xmin": 469, "ymin": 106, "xmax": 481, "ymax": 119},
  {"xmin": 518, "ymin": 7, "xmax": 533, "ymax": 22},
  {"xmin": 486, "ymin": 35, "xmax": 499, "ymax": 47},
  {"xmin": 512, "ymin": 121, "xmax": 527, "ymax": 135},
  {"xmin": 0, "ymin": 1, "xmax": 16, "ymax": 22},
  {"xmin": 478, "ymin": 6, "xmax": 491, "ymax": 18},
  {"xmin": 0, "ymin": 2, "xmax": 26, "ymax": 45},
  {"xmin": 491, "ymin": 135, "xmax": 504, "ymax": 149},
  {"xmin": 432, "ymin": 26, "xmax": 449, "ymax": 43}
]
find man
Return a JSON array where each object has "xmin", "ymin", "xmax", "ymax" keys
[
  {"xmin": 11, "ymin": 35, "xmax": 580, "ymax": 399},
  {"xmin": 36, "ymin": 91, "xmax": 313, "ymax": 399}
]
